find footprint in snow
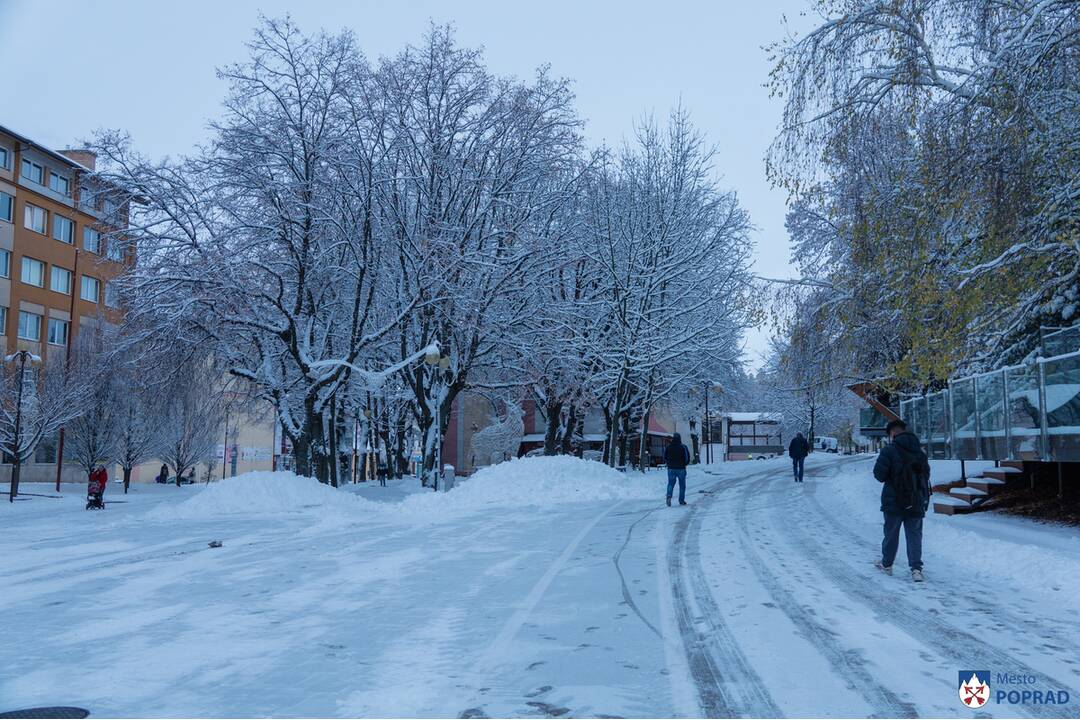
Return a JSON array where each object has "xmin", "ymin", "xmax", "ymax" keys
[{"xmin": 525, "ymin": 701, "xmax": 571, "ymax": 717}]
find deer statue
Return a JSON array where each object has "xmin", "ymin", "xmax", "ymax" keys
[{"xmin": 469, "ymin": 400, "xmax": 526, "ymax": 468}]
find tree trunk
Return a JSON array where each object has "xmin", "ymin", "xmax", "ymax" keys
[
  {"xmin": 618, "ymin": 412, "xmax": 630, "ymax": 468},
  {"xmin": 561, "ymin": 404, "xmax": 578, "ymax": 456},
  {"xmin": 543, "ymin": 399, "xmax": 562, "ymax": 455},
  {"xmin": 123, "ymin": 466, "xmax": 132, "ymax": 494},
  {"xmin": 293, "ymin": 428, "xmax": 313, "ymax": 478},
  {"xmin": 394, "ymin": 416, "xmax": 408, "ymax": 479},
  {"xmin": 328, "ymin": 407, "xmax": 339, "ymax": 488},
  {"xmin": 9, "ymin": 460, "xmax": 21, "ymax": 503},
  {"xmin": 638, "ymin": 407, "xmax": 651, "ymax": 469},
  {"xmin": 603, "ymin": 407, "xmax": 614, "ymax": 466},
  {"xmin": 690, "ymin": 431, "xmax": 700, "ymax": 464}
]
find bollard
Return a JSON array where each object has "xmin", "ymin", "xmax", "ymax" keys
[{"xmin": 441, "ymin": 464, "xmax": 456, "ymax": 492}]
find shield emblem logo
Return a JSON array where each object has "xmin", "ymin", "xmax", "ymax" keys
[{"xmin": 959, "ymin": 671, "xmax": 991, "ymax": 708}]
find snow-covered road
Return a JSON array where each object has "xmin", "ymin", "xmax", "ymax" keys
[{"xmin": 3, "ymin": 455, "xmax": 1079, "ymax": 718}]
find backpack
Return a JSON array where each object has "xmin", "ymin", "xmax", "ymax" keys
[{"xmin": 894, "ymin": 446, "xmax": 930, "ymax": 512}]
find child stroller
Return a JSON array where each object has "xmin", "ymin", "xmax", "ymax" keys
[{"xmin": 86, "ymin": 465, "xmax": 108, "ymax": 510}]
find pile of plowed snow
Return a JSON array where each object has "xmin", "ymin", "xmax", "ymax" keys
[
  {"xmin": 399, "ymin": 455, "xmax": 655, "ymax": 518},
  {"xmin": 147, "ymin": 471, "xmax": 382, "ymax": 520},
  {"xmin": 149, "ymin": 456, "xmax": 657, "ymax": 522}
]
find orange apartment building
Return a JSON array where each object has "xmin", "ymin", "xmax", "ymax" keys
[{"xmin": 0, "ymin": 123, "xmax": 129, "ymax": 482}]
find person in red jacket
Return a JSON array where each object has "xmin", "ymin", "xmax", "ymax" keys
[{"xmin": 87, "ymin": 465, "xmax": 108, "ymax": 509}]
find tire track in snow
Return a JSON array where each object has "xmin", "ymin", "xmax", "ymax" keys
[
  {"xmin": 731, "ymin": 469, "xmax": 919, "ymax": 718},
  {"xmin": 612, "ymin": 505, "xmax": 664, "ymax": 638},
  {"xmin": 768, "ymin": 464, "xmax": 1080, "ymax": 718},
  {"xmin": 669, "ymin": 474, "xmax": 782, "ymax": 718},
  {"xmin": 466, "ymin": 500, "xmax": 626, "ymax": 682}
]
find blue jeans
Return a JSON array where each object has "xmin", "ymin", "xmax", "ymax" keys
[
  {"xmin": 666, "ymin": 469, "xmax": 686, "ymax": 503},
  {"xmin": 792, "ymin": 457, "xmax": 805, "ymax": 481},
  {"xmin": 882, "ymin": 513, "xmax": 923, "ymax": 570}
]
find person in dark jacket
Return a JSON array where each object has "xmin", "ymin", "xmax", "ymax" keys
[
  {"xmin": 788, "ymin": 432, "xmax": 809, "ymax": 482},
  {"xmin": 664, "ymin": 433, "xmax": 691, "ymax": 507},
  {"xmin": 873, "ymin": 419, "xmax": 932, "ymax": 582}
]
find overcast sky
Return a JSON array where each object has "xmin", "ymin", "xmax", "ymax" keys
[{"xmin": 0, "ymin": 0, "xmax": 814, "ymax": 368}]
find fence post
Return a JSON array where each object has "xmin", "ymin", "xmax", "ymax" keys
[
  {"xmin": 923, "ymin": 395, "xmax": 930, "ymax": 451},
  {"xmin": 1037, "ymin": 358, "xmax": 1050, "ymax": 462},
  {"xmin": 1001, "ymin": 368, "xmax": 1011, "ymax": 460},
  {"xmin": 973, "ymin": 377, "xmax": 983, "ymax": 461},
  {"xmin": 946, "ymin": 380, "xmax": 955, "ymax": 460}
]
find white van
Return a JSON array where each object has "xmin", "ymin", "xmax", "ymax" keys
[{"xmin": 814, "ymin": 436, "xmax": 839, "ymax": 453}]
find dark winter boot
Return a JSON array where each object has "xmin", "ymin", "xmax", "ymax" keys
[{"xmin": 666, "ymin": 497, "xmax": 672, "ymax": 507}]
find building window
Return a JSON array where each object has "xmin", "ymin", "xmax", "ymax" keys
[
  {"xmin": 0, "ymin": 191, "xmax": 12, "ymax": 223},
  {"xmin": 49, "ymin": 172, "xmax": 70, "ymax": 196},
  {"xmin": 50, "ymin": 266, "xmax": 72, "ymax": 295},
  {"xmin": 21, "ymin": 257, "xmax": 45, "ymax": 287},
  {"xmin": 81, "ymin": 275, "xmax": 100, "ymax": 303},
  {"xmin": 52, "ymin": 215, "xmax": 74, "ymax": 244},
  {"xmin": 104, "ymin": 282, "xmax": 120, "ymax": 308},
  {"xmin": 0, "ymin": 250, "xmax": 9, "ymax": 278},
  {"xmin": 0, "ymin": 146, "xmax": 9, "ymax": 169},
  {"xmin": 80, "ymin": 186, "xmax": 98, "ymax": 212},
  {"xmin": 17, "ymin": 311, "xmax": 41, "ymax": 341},
  {"xmin": 83, "ymin": 227, "xmax": 100, "ymax": 253},
  {"xmin": 21, "ymin": 159, "xmax": 44, "ymax": 185},
  {"xmin": 47, "ymin": 317, "xmax": 69, "ymax": 346},
  {"xmin": 106, "ymin": 239, "xmax": 124, "ymax": 262},
  {"xmin": 103, "ymin": 197, "xmax": 119, "ymax": 216},
  {"xmin": 24, "ymin": 203, "xmax": 47, "ymax": 234},
  {"xmin": 0, "ymin": 306, "xmax": 6, "ymax": 335}
]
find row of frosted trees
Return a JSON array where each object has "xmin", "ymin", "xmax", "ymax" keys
[{"xmin": 85, "ymin": 19, "xmax": 756, "ymax": 485}]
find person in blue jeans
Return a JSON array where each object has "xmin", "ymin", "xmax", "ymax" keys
[
  {"xmin": 664, "ymin": 433, "xmax": 691, "ymax": 507},
  {"xmin": 788, "ymin": 432, "xmax": 809, "ymax": 482},
  {"xmin": 873, "ymin": 419, "xmax": 932, "ymax": 582}
]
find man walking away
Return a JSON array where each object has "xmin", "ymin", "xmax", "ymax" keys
[
  {"xmin": 664, "ymin": 433, "xmax": 691, "ymax": 507},
  {"xmin": 789, "ymin": 432, "xmax": 809, "ymax": 482},
  {"xmin": 874, "ymin": 419, "xmax": 932, "ymax": 582}
]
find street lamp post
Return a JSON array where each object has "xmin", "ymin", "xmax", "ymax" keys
[
  {"xmin": 703, "ymin": 384, "xmax": 710, "ymax": 465},
  {"xmin": 7, "ymin": 350, "xmax": 39, "ymax": 503}
]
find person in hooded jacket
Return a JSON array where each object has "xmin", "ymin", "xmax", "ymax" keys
[
  {"xmin": 873, "ymin": 419, "xmax": 932, "ymax": 582},
  {"xmin": 664, "ymin": 433, "xmax": 691, "ymax": 507}
]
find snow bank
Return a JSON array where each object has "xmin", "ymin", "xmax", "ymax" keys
[
  {"xmin": 147, "ymin": 472, "xmax": 382, "ymax": 520},
  {"xmin": 148, "ymin": 457, "xmax": 655, "ymax": 523},
  {"xmin": 400, "ymin": 455, "xmax": 655, "ymax": 518}
]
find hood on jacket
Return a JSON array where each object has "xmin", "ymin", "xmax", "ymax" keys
[
  {"xmin": 892, "ymin": 431, "xmax": 922, "ymax": 454},
  {"xmin": 672, "ymin": 433, "xmax": 682, "ymax": 445}
]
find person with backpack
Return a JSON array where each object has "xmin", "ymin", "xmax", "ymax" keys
[
  {"xmin": 873, "ymin": 419, "xmax": 932, "ymax": 582},
  {"xmin": 664, "ymin": 433, "xmax": 691, "ymax": 507},
  {"xmin": 788, "ymin": 431, "xmax": 809, "ymax": 482}
]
